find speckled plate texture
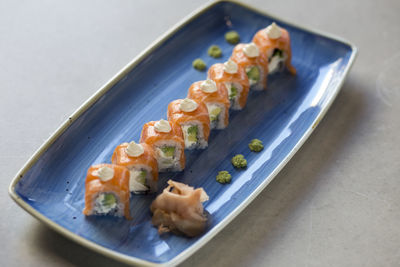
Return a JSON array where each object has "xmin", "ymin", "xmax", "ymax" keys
[{"xmin": 9, "ymin": 1, "xmax": 357, "ymax": 266}]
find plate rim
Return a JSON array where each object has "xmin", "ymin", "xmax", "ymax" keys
[{"xmin": 8, "ymin": 0, "xmax": 358, "ymax": 266}]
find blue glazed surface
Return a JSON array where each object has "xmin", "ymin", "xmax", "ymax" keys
[{"xmin": 14, "ymin": 1, "xmax": 354, "ymax": 264}]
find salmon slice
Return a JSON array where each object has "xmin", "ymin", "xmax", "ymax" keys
[
  {"xmin": 83, "ymin": 164, "xmax": 131, "ymax": 219},
  {"xmin": 230, "ymin": 43, "xmax": 269, "ymax": 90},
  {"xmin": 167, "ymin": 99, "xmax": 210, "ymax": 149},
  {"xmin": 253, "ymin": 26, "xmax": 296, "ymax": 75},
  {"xmin": 111, "ymin": 142, "xmax": 158, "ymax": 192},
  {"xmin": 208, "ymin": 63, "xmax": 250, "ymax": 110}
]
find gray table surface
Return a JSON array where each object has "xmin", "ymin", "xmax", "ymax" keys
[{"xmin": 1, "ymin": 0, "xmax": 399, "ymax": 266}]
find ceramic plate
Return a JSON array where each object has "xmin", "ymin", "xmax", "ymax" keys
[{"xmin": 9, "ymin": 1, "xmax": 357, "ymax": 266}]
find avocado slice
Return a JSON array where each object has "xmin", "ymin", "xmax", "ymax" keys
[
  {"xmin": 137, "ymin": 170, "xmax": 147, "ymax": 185},
  {"xmin": 209, "ymin": 107, "xmax": 222, "ymax": 122},
  {"xmin": 187, "ymin": 125, "xmax": 198, "ymax": 142},
  {"xmin": 160, "ymin": 146, "xmax": 175, "ymax": 158},
  {"xmin": 101, "ymin": 193, "xmax": 117, "ymax": 208},
  {"xmin": 229, "ymin": 85, "xmax": 238, "ymax": 100},
  {"xmin": 247, "ymin": 66, "xmax": 260, "ymax": 83}
]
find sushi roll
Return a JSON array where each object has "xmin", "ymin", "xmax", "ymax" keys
[
  {"xmin": 167, "ymin": 98, "xmax": 210, "ymax": 150},
  {"xmin": 83, "ymin": 164, "xmax": 131, "ymax": 219},
  {"xmin": 111, "ymin": 141, "xmax": 158, "ymax": 194},
  {"xmin": 230, "ymin": 43, "xmax": 269, "ymax": 91},
  {"xmin": 252, "ymin": 22, "xmax": 296, "ymax": 75},
  {"xmin": 187, "ymin": 79, "xmax": 230, "ymax": 129},
  {"xmin": 208, "ymin": 60, "xmax": 250, "ymax": 110},
  {"xmin": 140, "ymin": 119, "xmax": 185, "ymax": 172}
]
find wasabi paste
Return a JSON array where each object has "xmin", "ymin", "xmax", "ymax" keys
[
  {"xmin": 225, "ymin": 31, "xmax": 240, "ymax": 44},
  {"xmin": 249, "ymin": 139, "xmax": 264, "ymax": 152},
  {"xmin": 231, "ymin": 154, "xmax": 247, "ymax": 168},
  {"xmin": 216, "ymin": 171, "xmax": 231, "ymax": 184},
  {"xmin": 192, "ymin": 58, "xmax": 206, "ymax": 71},
  {"xmin": 208, "ymin": 45, "xmax": 222, "ymax": 58}
]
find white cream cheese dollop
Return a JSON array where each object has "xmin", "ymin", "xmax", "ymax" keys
[
  {"xmin": 93, "ymin": 166, "xmax": 114, "ymax": 182},
  {"xmin": 154, "ymin": 119, "xmax": 171, "ymax": 133},
  {"xmin": 243, "ymin": 42, "xmax": 260, "ymax": 58},
  {"xmin": 179, "ymin": 98, "xmax": 198, "ymax": 112},
  {"xmin": 265, "ymin": 22, "xmax": 282, "ymax": 39},
  {"xmin": 200, "ymin": 79, "xmax": 217, "ymax": 93},
  {"xmin": 223, "ymin": 60, "xmax": 238, "ymax": 74},
  {"xmin": 126, "ymin": 141, "xmax": 144, "ymax": 157}
]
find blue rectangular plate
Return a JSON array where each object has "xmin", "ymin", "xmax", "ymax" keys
[{"xmin": 9, "ymin": 1, "xmax": 357, "ymax": 266}]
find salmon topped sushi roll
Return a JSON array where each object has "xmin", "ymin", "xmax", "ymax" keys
[
  {"xmin": 111, "ymin": 141, "xmax": 158, "ymax": 194},
  {"xmin": 253, "ymin": 22, "xmax": 296, "ymax": 75},
  {"xmin": 83, "ymin": 164, "xmax": 131, "ymax": 219},
  {"xmin": 140, "ymin": 120, "xmax": 185, "ymax": 172},
  {"xmin": 230, "ymin": 43, "xmax": 269, "ymax": 91},
  {"xmin": 208, "ymin": 60, "xmax": 249, "ymax": 110},
  {"xmin": 187, "ymin": 80, "xmax": 230, "ymax": 129},
  {"xmin": 167, "ymin": 98, "xmax": 210, "ymax": 150}
]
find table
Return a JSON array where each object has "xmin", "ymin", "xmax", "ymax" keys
[{"xmin": 1, "ymin": 0, "xmax": 399, "ymax": 266}]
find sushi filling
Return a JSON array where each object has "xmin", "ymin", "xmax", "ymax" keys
[
  {"xmin": 181, "ymin": 123, "xmax": 207, "ymax": 149},
  {"xmin": 245, "ymin": 66, "xmax": 261, "ymax": 86},
  {"xmin": 268, "ymin": 48, "xmax": 286, "ymax": 74},
  {"xmin": 206, "ymin": 103, "xmax": 224, "ymax": 129},
  {"xmin": 182, "ymin": 124, "xmax": 198, "ymax": 149},
  {"xmin": 94, "ymin": 192, "xmax": 120, "ymax": 215},
  {"xmin": 155, "ymin": 144, "xmax": 182, "ymax": 171},
  {"xmin": 158, "ymin": 146, "xmax": 175, "ymax": 166},
  {"xmin": 129, "ymin": 169, "xmax": 149, "ymax": 193},
  {"xmin": 224, "ymin": 82, "xmax": 243, "ymax": 109}
]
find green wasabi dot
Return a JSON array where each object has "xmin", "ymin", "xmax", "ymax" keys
[
  {"xmin": 216, "ymin": 171, "xmax": 232, "ymax": 184},
  {"xmin": 249, "ymin": 139, "xmax": 264, "ymax": 152},
  {"xmin": 231, "ymin": 154, "xmax": 247, "ymax": 168},
  {"xmin": 208, "ymin": 45, "xmax": 222, "ymax": 58},
  {"xmin": 225, "ymin": 31, "xmax": 240, "ymax": 44},
  {"xmin": 192, "ymin": 58, "xmax": 206, "ymax": 71}
]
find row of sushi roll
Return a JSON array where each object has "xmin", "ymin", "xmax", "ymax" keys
[{"xmin": 83, "ymin": 22, "xmax": 295, "ymax": 236}]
